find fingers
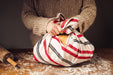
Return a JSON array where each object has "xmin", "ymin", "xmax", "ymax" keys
[
  {"xmin": 49, "ymin": 24, "xmax": 63, "ymax": 36},
  {"xmin": 46, "ymin": 20, "xmax": 64, "ymax": 36},
  {"xmin": 49, "ymin": 31, "xmax": 56, "ymax": 36},
  {"xmin": 54, "ymin": 26, "xmax": 60, "ymax": 34},
  {"xmin": 57, "ymin": 25, "xmax": 63, "ymax": 34},
  {"xmin": 49, "ymin": 25, "xmax": 59, "ymax": 36}
]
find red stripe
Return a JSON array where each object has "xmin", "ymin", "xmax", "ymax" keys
[
  {"xmin": 68, "ymin": 44, "xmax": 94, "ymax": 54},
  {"xmin": 68, "ymin": 44, "xmax": 78, "ymax": 52},
  {"xmin": 33, "ymin": 54, "xmax": 40, "ymax": 62},
  {"xmin": 61, "ymin": 19, "xmax": 68, "ymax": 28},
  {"xmin": 77, "ymin": 56, "xmax": 91, "ymax": 59},
  {"xmin": 70, "ymin": 19, "xmax": 78, "ymax": 22},
  {"xmin": 73, "ymin": 33, "xmax": 83, "ymax": 38},
  {"xmin": 77, "ymin": 34, "xmax": 83, "ymax": 38},
  {"xmin": 63, "ymin": 29, "xmax": 67, "ymax": 33},
  {"xmin": 43, "ymin": 39, "xmax": 64, "ymax": 66},
  {"xmin": 53, "ymin": 21, "xmax": 57, "ymax": 23},
  {"xmin": 61, "ymin": 46, "xmax": 78, "ymax": 57},
  {"xmin": 61, "ymin": 19, "xmax": 78, "ymax": 28},
  {"xmin": 53, "ymin": 37, "xmax": 60, "ymax": 43},
  {"xmin": 73, "ymin": 32, "xmax": 76, "ymax": 35},
  {"xmin": 62, "ymin": 46, "xmax": 92, "ymax": 59},
  {"xmin": 79, "ymin": 50, "xmax": 94, "ymax": 54}
]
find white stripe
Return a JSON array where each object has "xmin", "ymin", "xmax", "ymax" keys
[
  {"xmin": 33, "ymin": 43, "xmax": 46, "ymax": 63},
  {"xmin": 67, "ymin": 22, "xmax": 78, "ymax": 27},
  {"xmin": 48, "ymin": 47, "xmax": 70, "ymax": 66},
  {"xmin": 79, "ymin": 44, "xmax": 94, "ymax": 51},
  {"xmin": 39, "ymin": 39, "xmax": 57, "ymax": 65},
  {"xmin": 51, "ymin": 38, "xmax": 64, "ymax": 55},
  {"xmin": 78, "ymin": 53, "xmax": 93, "ymax": 57},
  {"xmin": 66, "ymin": 44, "xmax": 79, "ymax": 55}
]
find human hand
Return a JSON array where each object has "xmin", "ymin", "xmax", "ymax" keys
[{"xmin": 46, "ymin": 20, "xmax": 63, "ymax": 36}]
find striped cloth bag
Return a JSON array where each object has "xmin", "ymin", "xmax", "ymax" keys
[{"xmin": 33, "ymin": 13, "xmax": 95, "ymax": 66}]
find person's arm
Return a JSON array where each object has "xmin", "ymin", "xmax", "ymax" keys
[
  {"xmin": 22, "ymin": 0, "xmax": 50, "ymax": 36},
  {"xmin": 73, "ymin": 0, "xmax": 97, "ymax": 33}
]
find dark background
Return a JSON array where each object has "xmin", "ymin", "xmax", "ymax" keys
[{"xmin": 0, "ymin": 0, "xmax": 113, "ymax": 49}]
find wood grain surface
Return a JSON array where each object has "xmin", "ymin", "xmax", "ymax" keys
[{"xmin": 0, "ymin": 48, "xmax": 113, "ymax": 75}]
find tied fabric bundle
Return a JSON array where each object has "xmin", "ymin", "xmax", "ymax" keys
[{"xmin": 33, "ymin": 13, "xmax": 95, "ymax": 66}]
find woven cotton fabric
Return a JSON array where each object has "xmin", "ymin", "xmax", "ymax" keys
[{"xmin": 33, "ymin": 16, "xmax": 94, "ymax": 66}]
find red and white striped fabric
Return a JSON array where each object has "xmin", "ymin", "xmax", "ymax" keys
[{"xmin": 33, "ymin": 14, "xmax": 95, "ymax": 66}]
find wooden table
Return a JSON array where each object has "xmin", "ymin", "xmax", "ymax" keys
[{"xmin": 0, "ymin": 48, "xmax": 113, "ymax": 75}]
